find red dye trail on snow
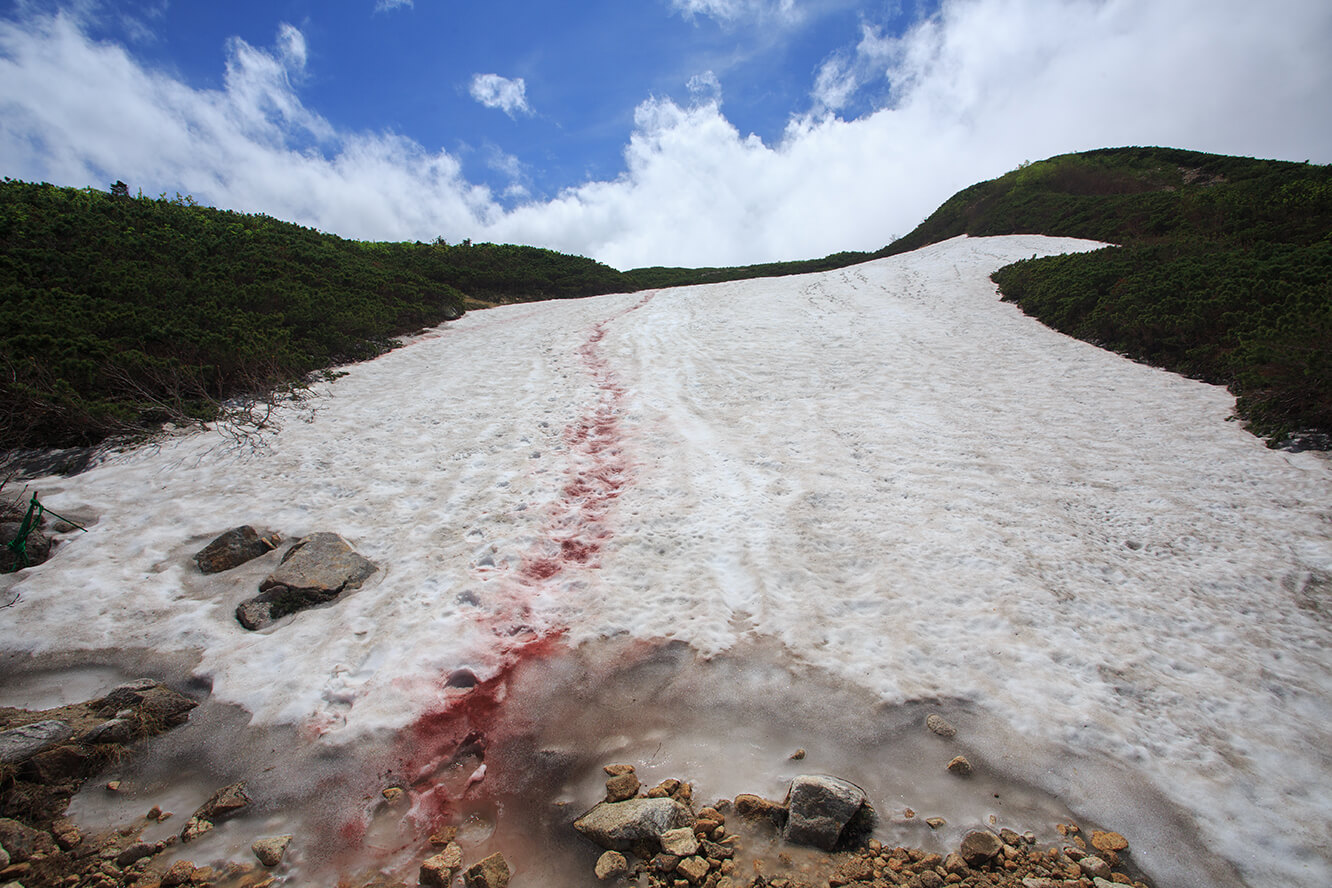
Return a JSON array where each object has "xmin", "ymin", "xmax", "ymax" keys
[
  {"xmin": 339, "ymin": 294, "xmax": 657, "ymax": 862},
  {"xmin": 395, "ymin": 632, "xmax": 566, "ymax": 832},
  {"xmin": 519, "ymin": 290, "xmax": 656, "ymax": 582}
]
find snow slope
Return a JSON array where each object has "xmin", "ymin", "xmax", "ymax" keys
[{"xmin": 3, "ymin": 235, "xmax": 1330, "ymax": 887}]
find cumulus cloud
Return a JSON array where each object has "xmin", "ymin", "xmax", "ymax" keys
[
  {"xmin": 1, "ymin": 1, "xmax": 1329, "ymax": 269},
  {"xmin": 468, "ymin": 73, "xmax": 532, "ymax": 118}
]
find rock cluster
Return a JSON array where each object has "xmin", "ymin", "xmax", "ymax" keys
[
  {"xmin": 805, "ymin": 822, "xmax": 1151, "ymax": 888},
  {"xmin": 235, "ymin": 531, "xmax": 377, "ymax": 630},
  {"xmin": 0, "ymin": 683, "xmax": 302, "ymax": 888},
  {"xmin": 564, "ymin": 763, "xmax": 1151, "ymax": 888}
]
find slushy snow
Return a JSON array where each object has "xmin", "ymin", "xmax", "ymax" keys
[{"xmin": 3, "ymin": 235, "xmax": 1330, "ymax": 887}]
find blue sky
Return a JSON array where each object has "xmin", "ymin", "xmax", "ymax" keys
[{"xmin": 2, "ymin": 1, "xmax": 1330, "ymax": 268}]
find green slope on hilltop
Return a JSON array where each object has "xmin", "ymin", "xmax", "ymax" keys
[
  {"xmin": 886, "ymin": 147, "xmax": 1332, "ymax": 447},
  {"xmin": 0, "ymin": 180, "xmax": 629, "ymax": 451}
]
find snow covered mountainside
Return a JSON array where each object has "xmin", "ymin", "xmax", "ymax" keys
[{"xmin": 2, "ymin": 235, "xmax": 1330, "ymax": 887}]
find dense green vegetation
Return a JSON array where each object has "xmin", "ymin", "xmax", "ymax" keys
[
  {"xmin": 0, "ymin": 179, "xmax": 628, "ymax": 450},
  {"xmin": 3, "ymin": 146, "xmax": 1328, "ymax": 454},
  {"xmin": 889, "ymin": 147, "xmax": 1332, "ymax": 446},
  {"xmin": 623, "ymin": 250, "xmax": 877, "ymax": 290}
]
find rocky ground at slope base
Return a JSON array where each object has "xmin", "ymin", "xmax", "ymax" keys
[{"xmin": 1, "ymin": 686, "xmax": 1157, "ymax": 888}]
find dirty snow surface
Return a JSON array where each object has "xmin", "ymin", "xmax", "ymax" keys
[{"xmin": 4, "ymin": 235, "xmax": 1331, "ymax": 887}]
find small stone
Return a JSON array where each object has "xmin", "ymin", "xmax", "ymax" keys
[
  {"xmin": 1090, "ymin": 831, "xmax": 1128, "ymax": 853},
  {"xmin": 594, "ymin": 850, "xmax": 628, "ymax": 880},
  {"xmin": 926, "ymin": 817, "xmax": 946, "ymax": 829},
  {"xmin": 160, "ymin": 860, "xmax": 195, "ymax": 887},
  {"xmin": 180, "ymin": 818, "xmax": 213, "ymax": 842},
  {"xmin": 105, "ymin": 781, "xmax": 121, "ymax": 792},
  {"xmin": 1020, "ymin": 879, "xmax": 1064, "ymax": 888},
  {"xmin": 918, "ymin": 872, "xmax": 944, "ymax": 888},
  {"xmin": 926, "ymin": 714, "xmax": 957, "ymax": 738},
  {"xmin": 420, "ymin": 843, "xmax": 464, "ymax": 886},
  {"xmin": 605, "ymin": 772, "xmax": 641, "ymax": 802},
  {"xmin": 462, "ymin": 851, "xmax": 510, "ymax": 888},
  {"xmin": 660, "ymin": 827, "xmax": 699, "ymax": 857},
  {"xmin": 700, "ymin": 839, "xmax": 732, "ymax": 860},
  {"xmin": 147, "ymin": 807, "xmax": 162, "ymax": 822},
  {"xmin": 946, "ymin": 756, "xmax": 972, "ymax": 776},
  {"xmin": 959, "ymin": 830, "xmax": 1003, "ymax": 865},
  {"xmin": 0, "ymin": 846, "xmax": 8, "ymax": 870},
  {"xmin": 676, "ymin": 856, "xmax": 710, "ymax": 884},
  {"xmin": 943, "ymin": 852, "xmax": 968, "ymax": 875},
  {"xmin": 251, "ymin": 835, "xmax": 292, "ymax": 867},
  {"xmin": 603, "ymin": 764, "xmax": 636, "ymax": 776},
  {"xmin": 789, "ymin": 748, "xmax": 806, "ymax": 760},
  {"xmin": 382, "ymin": 787, "xmax": 405, "ymax": 803},
  {"xmin": 1093, "ymin": 879, "xmax": 1119, "ymax": 888},
  {"xmin": 429, "ymin": 826, "xmax": 459, "ymax": 847},
  {"xmin": 733, "ymin": 794, "xmax": 785, "ymax": 824},
  {"xmin": 1079, "ymin": 856, "xmax": 1112, "ymax": 879},
  {"xmin": 115, "ymin": 843, "xmax": 156, "ymax": 868},
  {"xmin": 651, "ymin": 853, "xmax": 680, "ymax": 873}
]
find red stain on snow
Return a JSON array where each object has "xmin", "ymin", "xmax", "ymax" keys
[
  {"xmin": 517, "ymin": 290, "xmax": 656, "ymax": 581},
  {"xmin": 346, "ymin": 293, "xmax": 658, "ymax": 855},
  {"xmin": 397, "ymin": 632, "xmax": 566, "ymax": 831}
]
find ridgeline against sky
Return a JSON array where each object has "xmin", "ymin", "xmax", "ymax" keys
[{"xmin": 1, "ymin": 0, "xmax": 1330, "ymax": 268}]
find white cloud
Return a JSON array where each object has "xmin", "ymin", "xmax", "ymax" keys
[
  {"xmin": 374, "ymin": 0, "xmax": 413, "ymax": 11},
  {"xmin": 686, "ymin": 70, "xmax": 723, "ymax": 104},
  {"xmin": 670, "ymin": 0, "xmax": 800, "ymax": 25},
  {"xmin": 468, "ymin": 73, "xmax": 532, "ymax": 118},
  {"xmin": 1, "ymin": 1, "xmax": 1330, "ymax": 269}
]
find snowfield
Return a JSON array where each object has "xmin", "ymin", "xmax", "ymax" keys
[{"xmin": 3, "ymin": 235, "xmax": 1330, "ymax": 887}]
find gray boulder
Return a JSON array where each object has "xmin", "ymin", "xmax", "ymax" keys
[
  {"xmin": 783, "ymin": 775, "xmax": 873, "ymax": 851},
  {"xmin": 236, "ymin": 533, "xmax": 377, "ymax": 630},
  {"xmin": 193, "ymin": 526, "xmax": 280, "ymax": 574},
  {"xmin": 574, "ymin": 797, "xmax": 693, "ymax": 851},
  {"xmin": 0, "ymin": 720, "xmax": 73, "ymax": 765}
]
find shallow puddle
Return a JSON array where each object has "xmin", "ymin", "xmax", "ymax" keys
[{"xmin": 47, "ymin": 637, "xmax": 1243, "ymax": 887}]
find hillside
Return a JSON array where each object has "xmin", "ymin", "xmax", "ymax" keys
[
  {"xmin": 884, "ymin": 147, "xmax": 1332, "ymax": 447},
  {"xmin": 5, "ymin": 236, "xmax": 1328, "ymax": 888},
  {"xmin": 3, "ymin": 147, "xmax": 1329, "ymax": 455},
  {"xmin": 0, "ymin": 179, "xmax": 630, "ymax": 451}
]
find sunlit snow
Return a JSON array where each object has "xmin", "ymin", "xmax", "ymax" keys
[{"xmin": 3, "ymin": 236, "xmax": 1329, "ymax": 887}]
